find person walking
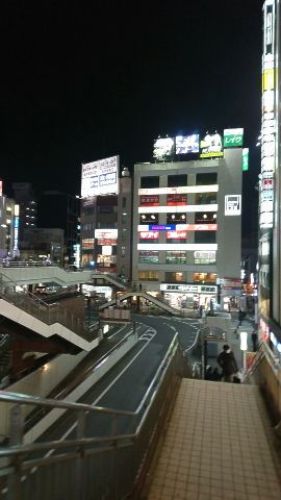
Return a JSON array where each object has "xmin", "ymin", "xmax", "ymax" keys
[{"xmin": 217, "ymin": 344, "xmax": 238, "ymax": 382}]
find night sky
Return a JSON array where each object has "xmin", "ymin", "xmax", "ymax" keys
[{"xmin": 0, "ymin": 0, "xmax": 262, "ymax": 202}]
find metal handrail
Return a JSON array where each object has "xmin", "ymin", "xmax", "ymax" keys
[
  {"xmin": 0, "ymin": 334, "xmax": 178, "ymax": 421},
  {"xmin": 0, "ymin": 334, "xmax": 180, "ymax": 499},
  {"xmin": 0, "ymin": 273, "xmax": 97, "ymax": 339}
]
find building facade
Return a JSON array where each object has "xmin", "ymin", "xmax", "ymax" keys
[
  {"xmin": 80, "ymin": 156, "xmax": 131, "ymax": 281},
  {"xmin": 132, "ymin": 149, "xmax": 243, "ymax": 310},
  {"xmin": 0, "ymin": 196, "xmax": 20, "ymax": 260},
  {"xmin": 258, "ymin": 0, "xmax": 281, "ymax": 353}
]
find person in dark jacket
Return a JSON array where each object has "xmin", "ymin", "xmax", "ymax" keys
[{"xmin": 217, "ymin": 344, "xmax": 238, "ymax": 382}]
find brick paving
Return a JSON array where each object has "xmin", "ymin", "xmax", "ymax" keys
[{"xmin": 146, "ymin": 379, "xmax": 281, "ymax": 500}]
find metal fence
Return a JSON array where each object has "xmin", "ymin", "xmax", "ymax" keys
[{"xmin": 0, "ymin": 336, "xmax": 181, "ymax": 500}]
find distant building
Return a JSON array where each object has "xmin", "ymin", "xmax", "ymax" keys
[
  {"xmin": 0, "ymin": 196, "xmax": 20, "ymax": 259},
  {"xmin": 80, "ymin": 156, "xmax": 132, "ymax": 281},
  {"xmin": 12, "ymin": 183, "xmax": 38, "ymax": 244},
  {"xmin": 132, "ymin": 146, "xmax": 243, "ymax": 310},
  {"xmin": 38, "ymin": 191, "xmax": 80, "ymax": 265},
  {"xmin": 20, "ymin": 227, "xmax": 64, "ymax": 264}
]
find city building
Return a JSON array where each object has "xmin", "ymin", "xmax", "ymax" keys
[
  {"xmin": 12, "ymin": 183, "xmax": 38, "ymax": 243},
  {"xmin": 20, "ymin": 227, "xmax": 64, "ymax": 264},
  {"xmin": 38, "ymin": 191, "xmax": 80, "ymax": 265},
  {"xmin": 132, "ymin": 136, "xmax": 244, "ymax": 310},
  {"xmin": 0, "ymin": 194, "xmax": 20, "ymax": 260},
  {"xmin": 80, "ymin": 156, "xmax": 132, "ymax": 281},
  {"xmin": 258, "ymin": 0, "xmax": 281, "ymax": 351}
]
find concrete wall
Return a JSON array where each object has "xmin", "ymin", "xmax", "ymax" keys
[{"xmin": 0, "ymin": 351, "xmax": 88, "ymax": 440}]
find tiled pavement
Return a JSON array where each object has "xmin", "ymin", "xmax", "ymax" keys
[{"xmin": 146, "ymin": 379, "xmax": 281, "ymax": 500}]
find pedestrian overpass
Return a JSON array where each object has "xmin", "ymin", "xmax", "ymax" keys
[
  {"xmin": 0, "ymin": 266, "xmax": 126, "ymax": 289},
  {"xmin": 0, "ymin": 339, "xmax": 280, "ymax": 499},
  {"xmin": 99, "ymin": 290, "xmax": 183, "ymax": 316}
]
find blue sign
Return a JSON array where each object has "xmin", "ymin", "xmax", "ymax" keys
[{"xmin": 149, "ymin": 224, "xmax": 176, "ymax": 231}]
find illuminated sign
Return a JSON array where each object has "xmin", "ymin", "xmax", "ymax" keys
[
  {"xmin": 102, "ymin": 246, "xmax": 112, "ymax": 256},
  {"xmin": 223, "ymin": 128, "xmax": 244, "ymax": 148},
  {"xmin": 137, "ymin": 243, "xmax": 218, "ymax": 251},
  {"xmin": 167, "ymin": 194, "xmax": 187, "ymax": 206},
  {"xmin": 225, "ymin": 195, "xmax": 241, "ymax": 216},
  {"xmin": 166, "ymin": 231, "xmax": 187, "ymax": 239},
  {"xmin": 81, "ymin": 155, "xmax": 119, "ymax": 197},
  {"xmin": 138, "ymin": 185, "xmax": 218, "ymax": 195},
  {"xmin": 140, "ymin": 195, "xmax": 159, "ymax": 206},
  {"xmin": 82, "ymin": 238, "xmax": 94, "ymax": 249},
  {"xmin": 139, "ymin": 204, "xmax": 218, "ymax": 214},
  {"xmin": 242, "ymin": 148, "xmax": 249, "ymax": 171},
  {"xmin": 95, "ymin": 229, "xmax": 118, "ymax": 240},
  {"xmin": 200, "ymin": 132, "xmax": 223, "ymax": 159},
  {"xmin": 175, "ymin": 134, "xmax": 199, "ymax": 154},
  {"xmin": 160, "ymin": 283, "xmax": 217, "ymax": 294},
  {"xmin": 260, "ymin": 0, "xmax": 276, "ymax": 228},
  {"xmin": 139, "ymin": 231, "xmax": 159, "ymax": 240},
  {"xmin": 149, "ymin": 224, "xmax": 176, "ymax": 231},
  {"xmin": 153, "ymin": 137, "xmax": 174, "ymax": 160}
]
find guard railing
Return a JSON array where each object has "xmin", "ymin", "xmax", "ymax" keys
[{"xmin": 0, "ymin": 335, "xmax": 181, "ymax": 500}]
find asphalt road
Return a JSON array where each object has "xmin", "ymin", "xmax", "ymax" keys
[{"xmin": 1, "ymin": 314, "xmax": 201, "ymax": 498}]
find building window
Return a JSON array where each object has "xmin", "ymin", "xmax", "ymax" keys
[
  {"xmin": 165, "ymin": 251, "xmax": 186, "ymax": 264},
  {"xmin": 122, "ymin": 197, "xmax": 126, "ymax": 208},
  {"xmin": 139, "ymin": 214, "xmax": 159, "ymax": 224},
  {"xmin": 138, "ymin": 271, "xmax": 159, "ymax": 281},
  {"xmin": 141, "ymin": 176, "xmax": 159, "ymax": 189},
  {"xmin": 195, "ymin": 212, "xmax": 217, "ymax": 223},
  {"xmin": 194, "ymin": 251, "xmax": 216, "ymax": 264},
  {"xmin": 166, "ymin": 213, "xmax": 186, "ymax": 224},
  {"xmin": 193, "ymin": 272, "xmax": 217, "ymax": 284},
  {"xmin": 196, "ymin": 173, "xmax": 217, "ymax": 185},
  {"xmin": 195, "ymin": 193, "xmax": 217, "ymax": 204},
  {"xmin": 139, "ymin": 251, "xmax": 159, "ymax": 263},
  {"xmin": 194, "ymin": 232, "xmax": 216, "ymax": 244},
  {"xmin": 167, "ymin": 174, "xmax": 187, "ymax": 187},
  {"xmin": 165, "ymin": 272, "xmax": 185, "ymax": 282}
]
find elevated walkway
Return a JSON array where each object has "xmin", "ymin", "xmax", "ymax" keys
[
  {"xmin": 99, "ymin": 291, "xmax": 182, "ymax": 316},
  {"xmin": 0, "ymin": 266, "xmax": 126, "ymax": 289},
  {"xmin": 144, "ymin": 378, "xmax": 281, "ymax": 499},
  {"xmin": 0, "ymin": 292, "xmax": 99, "ymax": 351}
]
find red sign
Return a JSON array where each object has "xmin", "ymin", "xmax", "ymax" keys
[
  {"xmin": 97, "ymin": 239, "xmax": 117, "ymax": 246},
  {"xmin": 139, "ymin": 231, "xmax": 159, "ymax": 240},
  {"xmin": 167, "ymin": 194, "xmax": 187, "ymax": 206},
  {"xmin": 140, "ymin": 195, "xmax": 159, "ymax": 206},
  {"xmin": 166, "ymin": 231, "xmax": 187, "ymax": 239}
]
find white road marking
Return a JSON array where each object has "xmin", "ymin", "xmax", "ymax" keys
[{"xmin": 41, "ymin": 325, "xmax": 156, "ymax": 460}]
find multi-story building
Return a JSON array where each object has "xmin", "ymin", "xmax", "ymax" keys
[
  {"xmin": 0, "ymin": 195, "xmax": 20, "ymax": 259},
  {"xmin": 258, "ymin": 0, "xmax": 281, "ymax": 352},
  {"xmin": 38, "ymin": 191, "xmax": 80, "ymax": 265},
  {"xmin": 80, "ymin": 156, "xmax": 131, "ymax": 281},
  {"xmin": 12, "ymin": 183, "xmax": 38, "ymax": 239},
  {"xmin": 132, "ymin": 144, "xmax": 244, "ymax": 310}
]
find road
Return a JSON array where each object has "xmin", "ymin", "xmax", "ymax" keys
[{"xmin": 0, "ymin": 314, "xmax": 200, "ymax": 497}]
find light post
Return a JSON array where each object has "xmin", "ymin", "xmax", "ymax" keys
[{"xmin": 240, "ymin": 330, "xmax": 248, "ymax": 376}]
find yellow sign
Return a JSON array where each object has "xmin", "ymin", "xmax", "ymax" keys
[{"xmin": 262, "ymin": 68, "xmax": 274, "ymax": 91}]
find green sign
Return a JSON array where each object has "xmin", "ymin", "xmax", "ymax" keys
[
  {"xmin": 242, "ymin": 148, "xmax": 249, "ymax": 171},
  {"xmin": 223, "ymin": 128, "xmax": 244, "ymax": 148}
]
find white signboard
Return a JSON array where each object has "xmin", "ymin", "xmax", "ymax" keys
[
  {"xmin": 81, "ymin": 156, "xmax": 119, "ymax": 197},
  {"xmin": 94, "ymin": 229, "xmax": 118, "ymax": 239},
  {"xmin": 153, "ymin": 137, "xmax": 174, "ymax": 160},
  {"xmin": 225, "ymin": 195, "xmax": 241, "ymax": 216}
]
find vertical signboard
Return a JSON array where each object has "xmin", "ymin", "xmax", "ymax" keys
[{"xmin": 260, "ymin": 0, "xmax": 276, "ymax": 229}]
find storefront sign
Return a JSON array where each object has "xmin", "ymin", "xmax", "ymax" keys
[
  {"xmin": 160, "ymin": 283, "xmax": 217, "ymax": 294},
  {"xmin": 139, "ymin": 231, "xmax": 159, "ymax": 240},
  {"xmin": 224, "ymin": 195, "xmax": 241, "ymax": 216},
  {"xmin": 166, "ymin": 231, "xmax": 187, "ymax": 239},
  {"xmin": 223, "ymin": 128, "xmax": 244, "ymax": 148}
]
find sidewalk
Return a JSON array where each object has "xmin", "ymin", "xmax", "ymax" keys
[
  {"xmin": 146, "ymin": 379, "xmax": 281, "ymax": 499},
  {"xmin": 205, "ymin": 312, "xmax": 255, "ymax": 372}
]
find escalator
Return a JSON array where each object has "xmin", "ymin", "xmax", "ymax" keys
[{"xmin": 99, "ymin": 291, "xmax": 182, "ymax": 316}]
